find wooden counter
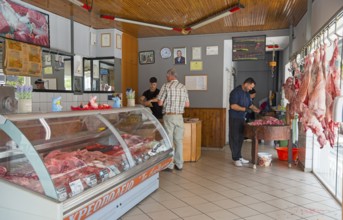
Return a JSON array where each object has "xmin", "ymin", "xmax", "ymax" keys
[
  {"xmin": 183, "ymin": 121, "xmax": 201, "ymax": 162},
  {"xmin": 243, "ymin": 124, "xmax": 292, "ymax": 168}
]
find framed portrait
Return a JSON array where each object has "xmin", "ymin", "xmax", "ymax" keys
[
  {"xmin": 101, "ymin": 33, "xmax": 111, "ymax": 47},
  {"xmin": 139, "ymin": 50, "xmax": 155, "ymax": 65},
  {"xmin": 173, "ymin": 47, "xmax": 187, "ymax": 64}
]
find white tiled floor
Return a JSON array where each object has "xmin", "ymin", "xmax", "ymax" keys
[{"xmin": 120, "ymin": 142, "xmax": 342, "ymax": 220}]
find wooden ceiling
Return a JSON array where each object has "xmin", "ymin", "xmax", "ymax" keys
[{"xmin": 23, "ymin": 0, "xmax": 308, "ymax": 38}]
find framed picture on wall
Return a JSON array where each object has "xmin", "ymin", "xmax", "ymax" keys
[
  {"xmin": 185, "ymin": 75, "xmax": 207, "ymax": 90},
  {"xmin": 192, "ymin": 47, "xmax": 201, "ymax": 60},
  {"xmin": 0, "ymin": 0, "xmax": 50, "ymax": 47},
  {"xmin": 116, "ymin": 34, "xmax": 122, "ymax": 49},
  {"xmin": 101, "ymin": 33, "xmax": 111, "ymax": 47},
  {"xmin": 173, "ymin": 47, "xmax": 186, "ymax": 64},
  {"xmin": 139, "ymin": 50, "xmax": 155, "ymax": 64}
]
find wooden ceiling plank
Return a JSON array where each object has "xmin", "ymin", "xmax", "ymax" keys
[{"xmin": 21, "ymin": 0, "xmax": 307, "ymax": 38}]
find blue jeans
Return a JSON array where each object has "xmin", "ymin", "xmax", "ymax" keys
[{"xmin": 163, "ymin": 115, "xmax": 184, "ymax": 168}]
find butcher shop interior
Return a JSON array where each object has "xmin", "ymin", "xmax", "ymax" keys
[{"xmin": 0, "ymin": 0, "xmax": 343, "ymax": 219}]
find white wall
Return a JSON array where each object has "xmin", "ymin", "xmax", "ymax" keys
[
  {"xmin": 95, "ymin": 29, "xmax": 122, "ymax": 59},
  {"xmin": 49, "ymin": 14, "xmax": 71, "ymax": 52},
  {"xmin": 14, "ymin": 0, "xmax": 122, "ymax": 58},
  {"xmin": 74, "ymin": 23, "xmax": 91, "ymax": 56},
  {"xmin": 292, "ymin": 0, "xmax": 343, "ymax": 56}
]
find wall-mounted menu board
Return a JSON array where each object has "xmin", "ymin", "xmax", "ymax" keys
[
  {"xmin": 3, "ymin": 39, "xmax": 42, "ymax": 76},
  {"xmin": 232, "ymin": 35, "xmax": 266, "ymax": 61}
]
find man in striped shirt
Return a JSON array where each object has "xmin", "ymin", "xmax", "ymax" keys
[{"xmin": 158, "ymin": 68, "xmax": 190, "ymax": 170}]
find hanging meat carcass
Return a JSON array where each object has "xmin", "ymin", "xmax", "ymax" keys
[
  {"xmin": 293, "ymin": 55, "xmax": 312, "ymax": 115},
  {"xmin": 308, "ymin": 46, "xmax": 326, "ymax": 121},
  {"xmin": 284, "ymin": 39, "xmax": 341, "ymax": 148},
  {"xmin": 322, "ymin": 39, "xmax": 341, "ymax": 146}
]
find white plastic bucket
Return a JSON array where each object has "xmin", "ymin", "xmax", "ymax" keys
[{"xmin": 258, "ymin": 152, "xmax": 272, "ymax": 166}]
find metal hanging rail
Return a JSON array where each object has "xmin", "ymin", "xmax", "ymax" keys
[{"xmin": 290, "ymin": 6, "xmax": 343, "ymax": 61}]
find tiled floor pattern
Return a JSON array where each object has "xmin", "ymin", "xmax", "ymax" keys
[{"xmin": 120, "ymin": 142, "xmax": 342, "ymax": 220}]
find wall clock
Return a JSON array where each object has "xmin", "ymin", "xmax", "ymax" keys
[{"xmin": 160, "ymin": 47, "xmax": 171, "ymax": 59}]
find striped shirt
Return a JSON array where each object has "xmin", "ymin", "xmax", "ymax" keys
[{"xmin": 158, "ymin": 80, "xmax": 189, "ymax": 114}]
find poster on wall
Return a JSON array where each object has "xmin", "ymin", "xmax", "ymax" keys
[
  {"xmin": 185, "ymin": 75, "xmax": 207, "ymax": 90},
  {"xmin": 3, "ymin": 39, "xmax": 42, "ymax": 77},
  {"xmin": 0, "ymin": 0, "xmax": 50, "ymax": 47}
]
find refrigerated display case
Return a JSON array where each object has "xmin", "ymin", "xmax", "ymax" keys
[{"xmin": 0, "ymin": 107, "xmax": 173, "ymax": 220}]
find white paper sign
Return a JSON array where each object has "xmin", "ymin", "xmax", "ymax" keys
[
  {"xmin": 206, "ymin": 46, "xmax": 218, "ymax": 55},
  {"xmin": 69, "ymin": 179, "xmax": 84, "ymax": 196}
]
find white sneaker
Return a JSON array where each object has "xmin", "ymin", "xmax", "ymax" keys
[
  {"xmin": 240, "ymin": 158, "xmax": 249, "ymax": 164},
  {"xmin": 234, "ymin": 160, "xmax": 243, "ymax": 167}
]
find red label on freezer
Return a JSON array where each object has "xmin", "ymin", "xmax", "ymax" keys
[{"xmin": 64, "ymin": 157, "xmax": 172, "ymax": 220}]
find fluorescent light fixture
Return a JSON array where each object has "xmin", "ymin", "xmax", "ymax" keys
[
  {"xmin": 68, "ymin": 0, "xmax": 92, "ymax": 11},
  {"xmin": 100, "ymin": 15, "xmax": 173, "ymax": 30},
  {"xmin": 173, "ymin": 27, "xmax": 192, "ymax": 35},
  {"xmin": 190, "ymin": 4, "xmax": 243, "ymax": 30}
]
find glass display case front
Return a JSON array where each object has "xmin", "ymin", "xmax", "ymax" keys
[{"xmin": 0, "ymin": 108, "xmax": 172, "ymax": 201}]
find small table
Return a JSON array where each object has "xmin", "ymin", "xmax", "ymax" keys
[{"xmin": 243, "ymin": 124, "xmax": 292, "ymax": 169}]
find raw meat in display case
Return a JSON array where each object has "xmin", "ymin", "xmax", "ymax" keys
[{"xmin": 0, "ymin": 107, "xmax": 172, "ymax": 220}]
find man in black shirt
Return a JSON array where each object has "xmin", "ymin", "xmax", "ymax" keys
[
  {"xmin": 229, "ymin": 78, "xmax": 260, "ymax": 167},
  {"xmin": 140, "ymin": 77, "xmax": 163, "ymax": 119}
]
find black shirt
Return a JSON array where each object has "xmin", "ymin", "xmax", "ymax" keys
[
  {"xmin": 142, "ymin": 89, "xmax": 163, "ymax": 119},
  {"xmin": 229, "ymin": 85, "xmax": 252, "ymax": 119}
]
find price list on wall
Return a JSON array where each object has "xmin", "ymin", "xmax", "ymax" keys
[{"xmin": 232, "ymin": 35, "xmax": 266, "ymax": 61}]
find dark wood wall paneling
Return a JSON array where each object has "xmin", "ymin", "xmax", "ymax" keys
[{"xmin": 184, "ymin": 108, "xmax": 226, "ymax": 148}]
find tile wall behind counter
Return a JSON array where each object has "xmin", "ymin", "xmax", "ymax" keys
[{"xmin": 32, "ymin": 92, "xmax": 114, "ymax": 112}]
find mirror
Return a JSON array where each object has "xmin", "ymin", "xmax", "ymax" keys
[
  {"xmin": 32, "ymin": 51, "xmax": 72, "ymax": 91},
  {"xmin": 83, "ymin": 57, "xmax": 121, "ymax": 92},
  {"xmin": 0, "ymin": 37, "xmax": 122, "ymax": 93},
  {"xmin": 0, "ymin": 43, "xmax": 73, "ymax": 91}
]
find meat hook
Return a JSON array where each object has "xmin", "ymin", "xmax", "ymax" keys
[
  {"xmin": 334, "ymin": 19, "xmax": 343, "ymax": 38},
  {"xmin": 326, "ymin": 27, "xmax": 333, "ymax": 47},
  {"xmin": 318, "ymin": 36, "xmax": 321, "ymax": 48},
  {"xmin": 322, "ymin": 31, "xmax": 325, "ymax": 46}
]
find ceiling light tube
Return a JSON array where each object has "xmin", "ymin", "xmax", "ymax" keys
[
  {"xmin": 191, "ymin": 4, "xmax": 243, "ymax": 30},
  {"xmin": 68, "ymin": 0, "xmax": 92, "ymax": 11},
  {"xmin": 100, "ymin": 14, "xmax": 173, "ymax": 30}
]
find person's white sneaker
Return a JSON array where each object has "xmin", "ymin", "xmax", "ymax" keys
[
  {"xmin": 240, "ymin": 158, "xmax": 249, "ymax": 164},
  {"xmin": 234, "ymin": 160, "xmax": 243, "ymax": 167}
]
